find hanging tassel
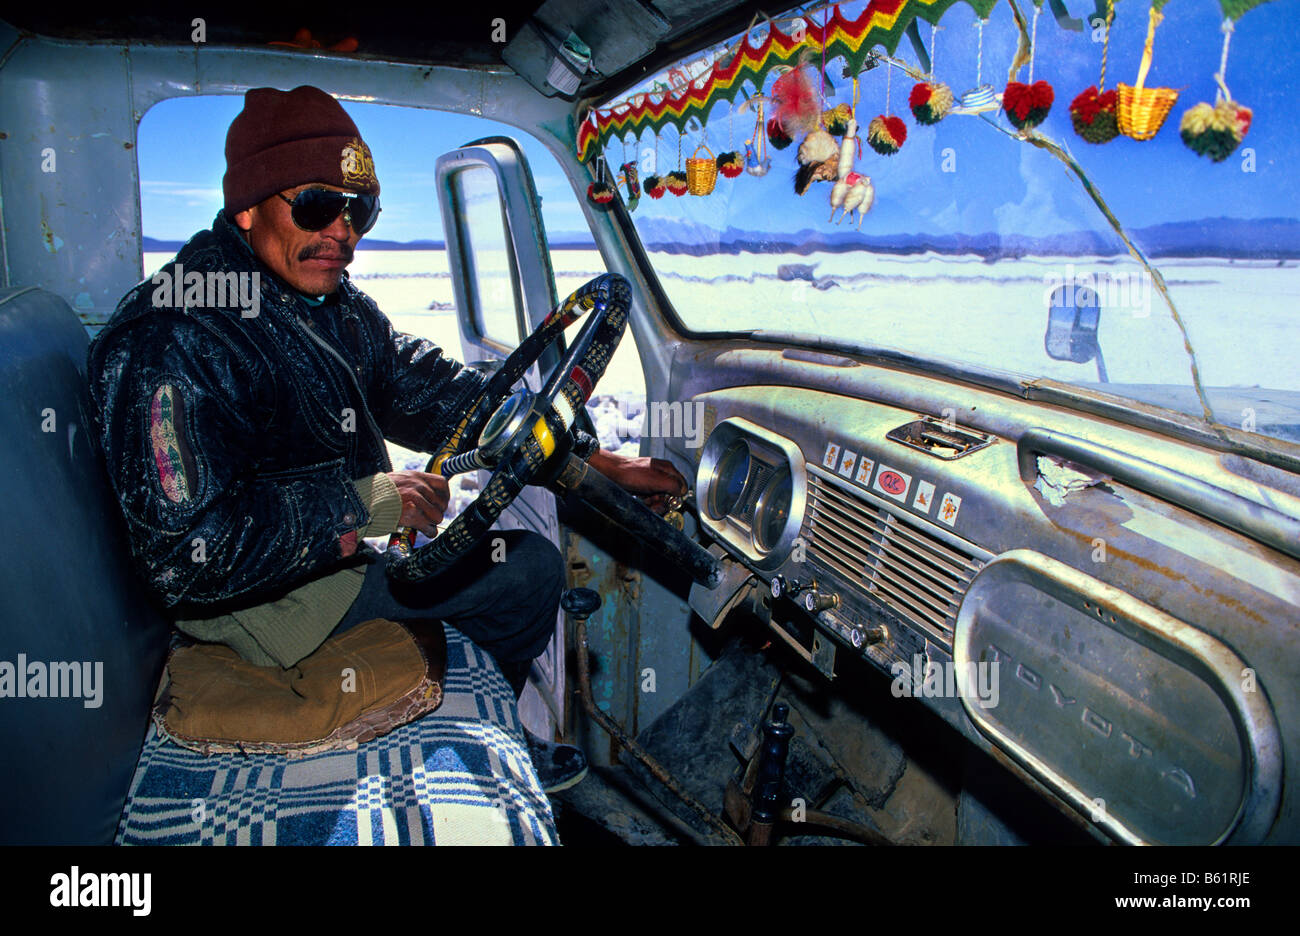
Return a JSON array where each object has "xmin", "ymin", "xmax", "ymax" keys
[{"xmin": 666, "ymin": 171, "xmax": 689, "ymax": 195}]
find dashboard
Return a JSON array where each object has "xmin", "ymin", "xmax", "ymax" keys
[{"xmin": 682, "ymin": 382, "xmax": 1299, "ymax": 846}]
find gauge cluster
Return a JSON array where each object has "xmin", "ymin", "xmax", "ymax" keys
[{"xmin": 695, "ymin": 417, "xmax": 806, "ymax": 571}]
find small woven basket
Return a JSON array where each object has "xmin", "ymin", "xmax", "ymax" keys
[
  {"xmin": 685, "ymin": 143, "xmax": 718, "ymax": 195},
  {"xmin": 1118, "ymin": 84, "xmax": 1179, "ymax": 140},
  {"xmin": 1117, "ymin": 7, "xmax": 1178, "ymax": 141}
]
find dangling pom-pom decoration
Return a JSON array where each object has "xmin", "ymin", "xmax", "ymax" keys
[
  {"xmin": 1003, "ymin": 4, "xmax": 1052, "ymax": 131},
  {"xmin": 1070, "ymin": 87, "xmax": 1119, "ymax": 143},
  {"xmin": 666, "ymin": 171, "xmax": 689, "ymax": 196},
  {"xmin": 910, "ymin": 24, "xmax": 952, "ymax": 126},
  {"xmin": 867, "ymin": 55, "xmax": 906, "ymax": 155},
  {"xmin": 1180, "ymin": 20, "xmax": 1251, "ymax": 163},
  {"xmin": 716, "ymin": 151, "xmax": 744, "ymax": 178},
  {"xmin": 767, "ymin": 116, "xmax": 794, "ymax": 150},
  {"xmin": 1180, "ymin": 98, "xmax": 1252, "ymax": 162},
  {"xmin": 909, "ymin": 82, "xmax": 953, "ymax": 125},
  {"xmin": 644, "ymin": 175, "xmax": 666, "ymax": 198},
  {"xmin": 1073, "ymin": 1, "xmax": 1119, "ymax": 143},
  {"xmin": 586, "ymin": 181, "xmax": 615, "ymax": 205},
  {"xmin": 586, "ymin": 158, "xmax": 615, "ymax": 205},
  {"xmin": 821, "ymin": 103, "xmax": 855, "ymax": 136},
  {"xmin": 1003, "ymin": 80, "xmax": 1054, "ymax": 130},
  {"xmin": 867, "ymin": 115, "xmax": 907, "ymax": 155}
]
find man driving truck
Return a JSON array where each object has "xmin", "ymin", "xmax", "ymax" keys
[{"xmin": 86, "ymin": 84, "xmax": 688, "ymax": 792}]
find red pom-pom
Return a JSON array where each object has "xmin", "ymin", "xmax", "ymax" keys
[
  {"xmin": 867, "ymin": 115, "xmax": 907, "ymax": 155},
  {"xmin": 1070, "ymin": 86, "xmax": 1119, "ymax": 143},
  {"xmin": 666, "ymin": 171, "xmax": 689, "ymax": 195},
  {"xmin": 644, "ymin": 175, "xmax": 666, "ymax": 198},
  {"xmin": 1004, "ymin": 80, "xmax": 1054, "ymax": 129},
  {"xmin": 587, "ymin": 182, "xmax": 615, "ymax": 205},
  {"xmin": 884, "ymin": 116, "xmax": 907, "ymax": 146},
  {"xmin": 1070, "ymin": 86, "xmax": 1116, "ymax": 125},
  {"xmin": 909, "ymin": 82, "xmax": 932, "ymax": 108}
]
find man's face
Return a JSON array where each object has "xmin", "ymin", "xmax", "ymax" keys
[{"xmin": 234, "ymin": 183, "xmax": 360, "ymax": 296}]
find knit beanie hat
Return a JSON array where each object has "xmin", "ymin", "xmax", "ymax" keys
[{"xmin": 223, "ymin": 85, "xmax": 380, "ymax": 216}]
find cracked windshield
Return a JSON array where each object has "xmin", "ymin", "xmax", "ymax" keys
[{"xmin": 587, "ymin": 0, "xmax": 1298, "ymax": 444}]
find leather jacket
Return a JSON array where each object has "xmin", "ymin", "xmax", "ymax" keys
[{"xmin": 87, "ymin": 212, "xmax": 489, "ymax": 613}]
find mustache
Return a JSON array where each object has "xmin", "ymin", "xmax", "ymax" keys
[{"xmin": 298, "ymin": 242, "xmax": 354, "ymax": 262}]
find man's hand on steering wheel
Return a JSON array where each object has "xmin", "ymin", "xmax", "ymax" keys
[
  {"xmin": 388, "ymin": 470, "xmax": 451, "ymax": 535},
  {"xmin": 586, "ymin": 450, "xmax": 688, "ymax": 516}
]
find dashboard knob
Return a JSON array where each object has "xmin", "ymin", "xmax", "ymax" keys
[
  {"xmin": 803, "ymin": 590, "xmax": 839, "ymax": 613},
  {"xmin": 770, "ymin": 576, "xmax": 787, "ymax": 598}
]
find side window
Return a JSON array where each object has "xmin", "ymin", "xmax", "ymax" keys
[
  {"xmin": 139, "ymin": 95, "xmax": 646, "ymax": 469},
  {"xmin": 450, "ymin": 165, "xmax": 522, "ymax": 348}
]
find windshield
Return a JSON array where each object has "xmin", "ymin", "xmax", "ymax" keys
[{"xmin": 585, "ymin": 0, "xmax": 1299, "ymax": 445}]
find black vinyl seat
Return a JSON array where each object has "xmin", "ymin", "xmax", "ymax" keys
[{"xmin": 0, "ymin": 287, "xmax": 171, "ymax": 844}]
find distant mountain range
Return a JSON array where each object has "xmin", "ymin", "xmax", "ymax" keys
[
  {"xmin": 628, "ymin": 217, "xmax": 1300, "ymax": 260},
  {"xmin": 144, "ymin": 217, "xmax": 1300, "ymax": 260}
]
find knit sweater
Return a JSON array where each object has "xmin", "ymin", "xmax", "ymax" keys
[{"xmin": 173, "ymin": 471, "xmax": 404, "ymax": 668}]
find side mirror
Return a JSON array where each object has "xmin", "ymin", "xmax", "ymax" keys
[{"xmin": 1045, "ymin": 284, "xmax": 1108, "ymax": 383}]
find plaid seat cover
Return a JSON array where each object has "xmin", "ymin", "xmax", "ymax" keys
[{"xmin": 116, "ymin": 626, "xmax": 558, "ymax": 845}]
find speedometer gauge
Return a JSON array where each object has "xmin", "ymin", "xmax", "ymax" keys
[
  {"xmin": 709, "ymin": 441, "xmax": 750, "ymax": 519},
  {"xmin": 755, "ymin": 468, "xmax": 793, "ymax": 551}
]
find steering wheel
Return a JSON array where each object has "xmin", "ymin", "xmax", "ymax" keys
[{"xmin": 385, "ymin": 273, "xmax": 632, "ymax": 583}]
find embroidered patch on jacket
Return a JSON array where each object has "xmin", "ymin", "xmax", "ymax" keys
[
  {"xmin": 340, "ymin": 138, "xmax": 376, "ymax": 187},
  {"xmin": 150, "ymin": 384, "xmax": 196, "ymax": 503}
]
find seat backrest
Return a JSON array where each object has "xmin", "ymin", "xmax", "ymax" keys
[{"xmin": 0, "ymin": 287, "xmax": 170, "ymax": 844}]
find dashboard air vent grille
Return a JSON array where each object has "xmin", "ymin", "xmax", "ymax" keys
[{"xmin": 805, "ymin": 472, "xmax": 982, "ymax": 647}]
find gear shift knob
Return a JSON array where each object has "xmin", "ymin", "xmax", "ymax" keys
[{"xmin": 561, "ymin": 587, "xmax": 602, "ymax": 618}]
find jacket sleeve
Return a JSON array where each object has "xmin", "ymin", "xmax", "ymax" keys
[
  {"xmin": 367, "ymin": 299, "xmax": 492, "ymax": 455},
  {"xmin": 88, "ymin": 310, "xmax": 372, "ymax": 610}
]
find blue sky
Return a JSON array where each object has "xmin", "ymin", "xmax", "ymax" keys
[
  {"xmin": 139, "ymin": 99, "xmax": 590, "ymax": 242},
  {"xmin": 140, "ymin": 0, "xmax": 1298, "ymax": 245}
]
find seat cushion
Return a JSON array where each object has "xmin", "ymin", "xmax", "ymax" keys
[
  {"xmin": 115, "ymin": 626, "xmax": 557, "ymax": 845},
  {"xmin": 156, "ymin": 618, "xmax": 445, "ymax": 757}
]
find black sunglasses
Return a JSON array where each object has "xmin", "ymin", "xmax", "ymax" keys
[{"xmin": 277, "ymin": 189, "xmax": 381, "ymax": 235}]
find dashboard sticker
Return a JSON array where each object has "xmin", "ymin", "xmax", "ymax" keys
[
  {"xmin": 838, "ymin": 449, "xmax": 857, "ymax": 478},
  {"xmin": 873, "ymin": 465, "xmax": 912, "ymax": 502},
  {"xmin": 823, "ymin": 442, "xmax": 841, "ymax": 469},
  {"xmin": 938, "ymin": 492, "xmax": 962, "ymax": 526},
  {"xmin": 913, "ymin": 480, "xmax": 936, "ymax": 513},
  {"xmin": 855, "ymin": 456, "xmax": 875, "ymax": 486}
]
